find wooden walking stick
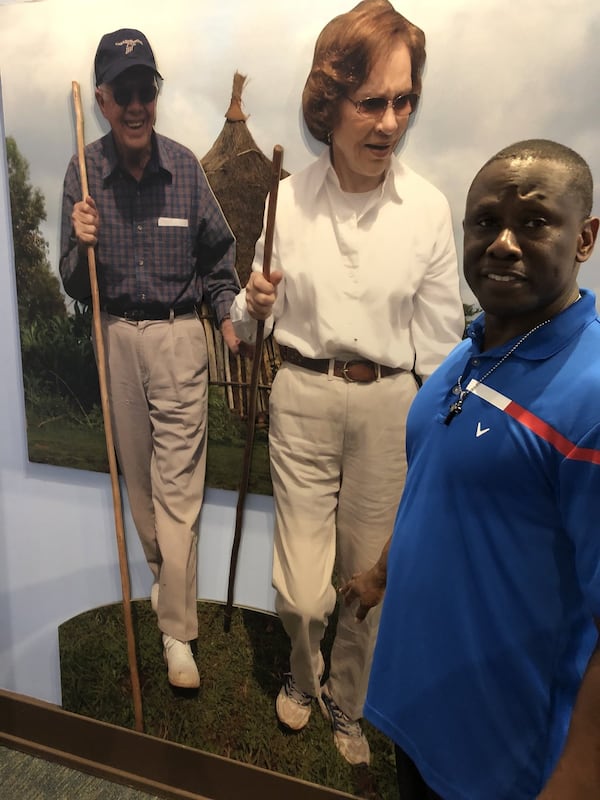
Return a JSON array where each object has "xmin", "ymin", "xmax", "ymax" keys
[
  {"xmin": 71, "ymin": 81, "xmax": 144, "ymax": 731},
  {"xmin": 224, "ymin": 144, "xmax": 284, "ymax": 633}
]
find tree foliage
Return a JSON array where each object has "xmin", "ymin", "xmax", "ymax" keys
[
  {"xmin": 6, "ymin": 135, "xmax": 66, "ymax": 326},
  {"xmin": 7, "ymin": 136, "xmax": 101, "ymax": 424}
]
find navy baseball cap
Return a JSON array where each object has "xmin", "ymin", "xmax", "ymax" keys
[{"xmin": 94, "ymin": 28, "xmax": 163, "ymax": 86}]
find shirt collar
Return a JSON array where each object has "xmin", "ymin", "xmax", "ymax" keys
[
  {"xmin": 307, "ymin": 146, "xmax": 403, "ymax": 204},
  {"xmin": 381, "ymin": 155, "xmax": 405, "ymax": 203},
  {"xmin": 467, "ymin": 289, "xmax": 598, "ymax": 360},
  {"xmin": 100, "ymin": 130, "xmax": 171, "ymax": 183}
]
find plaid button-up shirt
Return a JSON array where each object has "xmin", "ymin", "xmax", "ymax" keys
[{"xmin": 60, "ymin": 131, "xmax": 238, "ymax": 325}]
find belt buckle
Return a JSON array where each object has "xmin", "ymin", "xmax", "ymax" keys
[
  {"xmin": 342, "ymin": 359, "xmax": 377, "ymax": 383},
  {"xmin": 122, "ymin": 308, "xmax": 144, "ymax": 321}
]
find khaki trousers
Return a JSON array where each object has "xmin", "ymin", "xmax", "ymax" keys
[
  {"xmin": 97, "ymin": 312, "xmax": 208, "ymax": 642},
  {"xmin": 270, "ymin": 362, "xmax": 416, "ymax": 721}
]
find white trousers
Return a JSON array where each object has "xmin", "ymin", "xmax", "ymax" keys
[
  {"xmin": 270, "ymin": 362, "xmax": 416, "ymax": 720},
  {"xmin": 97, "ymin": 312, "xmax": 208, "ymax": 642}
]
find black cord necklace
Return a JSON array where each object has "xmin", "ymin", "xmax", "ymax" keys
[{"xmin": 443, "ymin": 318, "xmax": 551, "ymax": 425}]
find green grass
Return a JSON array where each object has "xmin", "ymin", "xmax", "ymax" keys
[
  {"xmin": 25, "ymin": 408, "xmax": 273, "ymax": 495},
  {"xmin": 26, "ymin": 411, "xmax": 110, "ymax": 472},
  {"xmin": 59, "ymin": 601, "xmax": 399, "ymax": 799},
  {"xmin": 206, "ymin": 436, "xmax": 272, "ymax": 494}
]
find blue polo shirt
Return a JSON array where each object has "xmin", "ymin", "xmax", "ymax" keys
[{"xmin": 365, "ymin": 290, "xmax": 600, "ymax": 800}]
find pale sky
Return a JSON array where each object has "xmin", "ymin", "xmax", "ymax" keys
[{"xmin": 0, "ymin": 0, "xmax": 599, "ymax": 304}]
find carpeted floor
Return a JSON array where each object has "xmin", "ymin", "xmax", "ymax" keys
[{"xmin": 0, "ymin": 745, "xmax": 163, "ymax": 800}]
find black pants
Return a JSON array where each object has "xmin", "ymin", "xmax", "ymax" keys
[{"xmin": 395, "ymin": 745, "xmax": 444, "ymax": 800}]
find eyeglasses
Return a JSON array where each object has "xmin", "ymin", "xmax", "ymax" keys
[
  {"xmin": 107, "ymin": 83, "xmax": 158, "ymax": 107},
  {"xmin": 346, "ymin": 93, "xmax": 419, "ymax": 118}
]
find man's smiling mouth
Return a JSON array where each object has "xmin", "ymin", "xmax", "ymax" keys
[{"xmin": 485, "ymin": 272, "xmax": 525, "ymax": 283}]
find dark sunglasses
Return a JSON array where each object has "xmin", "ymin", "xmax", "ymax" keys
[
  {"xmin": 109, "ymin": 83, "xmax": 158, "ymax": 107},
  {"xmin": 346, "ymin": 92, "xmax": 419, "ymax": 118}
]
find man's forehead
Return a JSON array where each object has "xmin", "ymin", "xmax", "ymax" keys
[{"xmin": 467, "ymin": 157, "xmax": 570, "ymax": 205}]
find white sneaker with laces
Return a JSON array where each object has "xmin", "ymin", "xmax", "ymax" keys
[
  {"xmin": 276, "ymin": 674, "xmax": 314, "ymax": 730},
  {"xmin": 162, "ymin": 634, "xmax": 200, "ymax": 689},
  {"xmin": 276, "ymin": 652, "xmax": 324, "ymax": 731},
  {"xmin": 319, "ymin": 690, "xmax": 371, "ymax": 765}
]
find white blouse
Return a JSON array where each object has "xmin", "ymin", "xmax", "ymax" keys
[{"xmin": 230, "ymin": 149, "xmax": 464, "ymax": 378}]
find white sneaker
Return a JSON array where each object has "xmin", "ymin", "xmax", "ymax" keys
[
  {"xmin": 276, "ymin": 674, "xmax": 314, "ymax": 731},
  {"xmin": 162, "ymin": 635, "xmax": 200, "ymax": 689},
  {"xmin": 276, "ymin": 652, "xmax": 324, "ymax": 731},
  {"xmin": 319, "ymin": 690, "xmax": 371, "ymax": 765},
  {"xmin": 150, "ymin": 582, "xmax": 159, "ymax": 613}
]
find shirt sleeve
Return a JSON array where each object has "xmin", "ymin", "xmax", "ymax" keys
[
  {"xmin": 194, "ymin": 164, "xmax": 240, "ymax": 327},
  {"xmin": 410, "ymin": 197, "xmax": 464, "ymax": 379},
  {"xmin": 559, "ymin": 423, "xmax": 600, "ymax": 615},
  {"xmin": 229, "ymin": 195, "xmax": 281, "ymax": 343},
  {"xmin": 59, "ymin": 156, "xmax": 92, "ymax": 302}
]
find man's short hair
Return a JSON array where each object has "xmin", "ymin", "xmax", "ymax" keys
[
  {"xmin": 302, "ymin": 0, "xmax": 426, "ymax": 144},
  {"xmin": 479, "ymin": 139, "xmax": 594, "ymax": 217}
]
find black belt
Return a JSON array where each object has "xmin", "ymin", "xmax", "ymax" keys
[
  {"xmin": 280, "ymin": 346, "xmax": 405, "ymax": 383},
  {"xmin": 101, "ymin": 302, "xmax": 196, "ymax": 321}
]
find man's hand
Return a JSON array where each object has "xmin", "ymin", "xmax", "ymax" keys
[
  {"xmin": 72, "ymin": 195, "xmax": 99, "ymax": 248},
  {"xmin": 339, "ymin": 567, "xmax": 387, "ymax": 622},
  {"xmin": 339, "ymin": 536, "xmax": 391, "ymax": 622},
  {"xmin": 246, "ymin": 270, "xmax": 283, "ymax": 321},
  {"xmin": 221, "ymin": 318, "xmax": 241, "ymax": 355}
]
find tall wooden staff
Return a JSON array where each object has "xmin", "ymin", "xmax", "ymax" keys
[
  {"xmin": 71, "ymin": 82, "xmax": 144, "ymax": 731},
  {"xmin": 224, "ymin": 144, "xmax": 284, "ymax": 632}
]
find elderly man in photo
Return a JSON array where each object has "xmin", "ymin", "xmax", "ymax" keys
[{"xmin": 60, "ymin": 28, "xmax": 240, "ymax": 690}]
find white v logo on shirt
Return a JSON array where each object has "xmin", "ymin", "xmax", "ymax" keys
[{"xmin": 476, "ymin": 422, "xmax": 490, "ymax": 438}]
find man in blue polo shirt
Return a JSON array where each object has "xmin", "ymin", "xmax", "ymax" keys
[{"xmin": 342, "ymin": 139, "xmax": 600, "ymax": 799}]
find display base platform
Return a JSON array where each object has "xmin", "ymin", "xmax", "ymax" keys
[
  {"xmin": 0, "ymin": 689, "xmax": 356, "ymax": 800},
  {"xmin": 57, "ymin": 600, "xmax": 397, "ymax": 798}
]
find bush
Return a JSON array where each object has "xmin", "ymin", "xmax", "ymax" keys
[
  {"xmin": 208, "ymin": 386, "xmax": 245, "ymax": 443},
  {"xmin": 20, "ymin": 305, "xmax": 100, "ymax": 416}
]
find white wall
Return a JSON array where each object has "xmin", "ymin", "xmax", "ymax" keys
[{"xmin": 0, "ymin": 80, "xmax": 276, "ymax": 704}]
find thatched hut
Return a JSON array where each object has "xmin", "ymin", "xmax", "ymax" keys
[{"xmin": 200, "ymin": 72, "xmax": 288, "ymax": 419}]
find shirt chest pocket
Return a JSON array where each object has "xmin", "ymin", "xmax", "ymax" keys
[{"xmin": 155, "ymin": 219, "xmax": 194, "ymax": 273}]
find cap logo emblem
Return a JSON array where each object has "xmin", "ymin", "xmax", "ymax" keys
[{"xmin": 115, "ymin": 39, "xmax": 143, "ymax": 55}]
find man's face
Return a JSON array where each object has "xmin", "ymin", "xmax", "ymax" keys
[
  {"xmin": 463, "ymin": 157, "xmax": 597, "ymax": 327},
  {"xmin": 96, "ymin": 66, "xmax": 157, "ymax": 162}
]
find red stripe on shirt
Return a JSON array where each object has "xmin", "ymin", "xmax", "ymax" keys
[{"xmin": 507, "ymin": 402, "xmax": 600, "ymax": 464}]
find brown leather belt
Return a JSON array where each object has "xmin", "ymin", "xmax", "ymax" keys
[{"xmin": 280, "ymin": 346, "xmax": 404, "ymax": 383}]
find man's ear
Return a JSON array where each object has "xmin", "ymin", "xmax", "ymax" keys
[
  {"xmin": 95, "ymin": 87, "xmax": 107, "ymax": 119},
  {"xmin": 576, "ymin": 216, "xmax": 599, "ymax": 263}
]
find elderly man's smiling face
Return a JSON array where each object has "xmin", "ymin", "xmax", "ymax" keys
[{"xmin": 96, "ymin": 65, "xmax": 157, "ymax": 168}]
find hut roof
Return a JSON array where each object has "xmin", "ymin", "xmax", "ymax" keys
[{"xmin": 201, "ymin": 72, "xmax": 289, "ymax": 285}]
